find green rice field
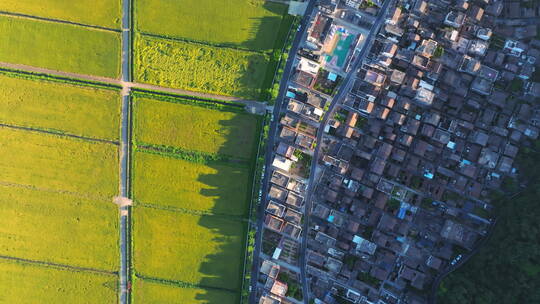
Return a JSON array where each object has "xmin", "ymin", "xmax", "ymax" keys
[
  {"xmin": 133, "ymin": 96, "xmax": 258, "ymax": 159},
  {"xmin": 133, "ymin": 151, "xmax": 251, "ymax": 216},
  {"xmin": 0, "ymin": 73, "xmax": 121, "ymax": 140},
  {"xmin": 134, "ymin": 34, "xmax": 269, "ymax": 99},
  {"xmin": 0, "ymin": 126, "xmax": 118, "ymax": 198},
  {"xmin": 134, "ymin": 278, "xmax": 239, "ymax": 304},
  {"xmin": 0, "ymin": 0, "xmax": 121, "ymax": 28},
  {"xmin": 0, "ymin": 259, "xmax": 117, "ymax": 303},
  {"xmin": 0, "ymin": 15, "xmax": 120, "ymax": 77},
  {"xmin": 135, "ymin": 0, "xmax": 289, "ymax": 51},
  {"xmin": 133, "ymin": 207, "xmax": 246, "ymax": 291},
  {"xmin": 0, "ymin": 184, "xmax": 118, "ymax": 271}
]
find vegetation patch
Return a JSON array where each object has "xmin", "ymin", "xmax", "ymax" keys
[
  {"xmin": 0, "ymin": 126, "xmax": 118, "ymax": 198},
  {"xmin": 0, "ymin": 72, "xmax": 121, "ymax": 140},
  {"xmin": 0, "ymin": 259, "xmax": 117, "ymax": 303},
  {"xmin": 133, "ymin": 151, "xmax": 251, "ymax": 216},
  {"xmin": 134, "ymin": 34, "xmax": 270, "ymax": 99},
  {"xmin": 133, "ymin": 277, "xmax": 239, "ymax": 304},
  {"xmin": 0, "ymin": 0, "xmax": 121, "ymax": 28},
  {"xmin": 133, "ymin": 96, "xmax": 259, "ymax": 159},
  {"xmin": 135, "ymin": 0, "xmax": 288, "ymax": 52},
  {"xmin": 133, "ymin": 207, "xmax": 246, "ymax": 291},
  {"xmin": 0, "ymin": 15, "xmax": 120, "ymax": 77},
  {"xmin": 0, "ymin": 184, "xmax": 118, "ymax": 271}
]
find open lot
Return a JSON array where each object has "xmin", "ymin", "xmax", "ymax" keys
[
  {"xmin": 0, "ymin": 126, "xmax": 118, "ymax": 198},
  {"xmin": 133, "ymin": 151, "xmax": 251, "ymax": 216},
  {"xmin": 133, "ymin": 207, "xmax": 246, "ymax": 291},
  {"xmin": 134, "ymin": 278, "xmax": 239, "ymax": 304},
  {"xmin": 0, "ymin": 259, "xmax": 117, "ymax": 303},
  {"xmin": 133, "ymin": 96, "xmax": 258, "ymax": 159},
  {"xmin": 135, "ymin": 0, "xmax": 289, "ymax": 52},
  {"xmin": 0, "ymin": 0, "xmax": 121, "ymax": 28},
  {"xmin": 0, "ymin": 183, "xmax": 118, "ymax": 271},
  {"xmin": 0, "ymin": 15, "xmax": 120, "ymax": 78},
  {"xmin": 134, "ymin": 34, "xmax": 269, "ymax": 99},
  {"xmin": 0, "ymin": 72, "xmax": 121, "ymax": 140}
]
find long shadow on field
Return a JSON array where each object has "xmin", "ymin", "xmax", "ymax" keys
[
  {"xmin": 235, "ymin": 2, "xmax": 293, "ymax": 100},
  {"xmin": 193, "ymin": 113, "xmax": 260, "ymax": 303}
]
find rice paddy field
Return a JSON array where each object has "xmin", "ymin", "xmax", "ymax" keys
[
  {"xmin": 133, "ymin": 207, "xmax": 246, "ymax": 291},
  {"xmin": 0, "ymin": 259, "xmax": 117, "ymax": 303},
  {"xmin": 0, "ymin": 0, "xmax": 121, "ymax": 28},
  {"xmin": 0, "ymin": 15, "xmax": 120, "ymax": 77},
  {"xmin": 0, "ymin": 184, "xmax": 119, "ymax": 271},
  {"xmin": 134, "ymin": 278, "xmax": 239, "ymax": 304},
  {"xmin": 135, "ymin": 0, "xmax": 289, "ymax": 51},
  {"xmin": 0, "ymin": 72, "xmax": 121, "ymax": 140},
  {"xmin": 134, "ymin": 35, "xmax": 270, "ymax": 99},
  {"xmin": 133, "ymin": 96, "xmax": 258, "ymax": 159},
  {"xmin": 0, "ymin": 126, "xmax": 118, "ymax": 198},
  {"xmin": 133, "ymin": 151, "xmax": 251, "ymax": 216}
]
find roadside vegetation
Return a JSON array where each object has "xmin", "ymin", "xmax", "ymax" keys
[
  {"xmin": 0, "ymin": 126, "xmax": 118, "ymax": 198},
  {"xmin": 0, "ymin": 15, "xmax": 120, "ymax": 77},
  {"xmin": 0, "ymin": 72, "xmax": 121, "ymax": 141},
  {"xmin": 0, "ymin": 184, "xmax": 119, "ymax": 271},
  {"xmin": 437, "ymin": 140, "xmax": 540, "ymax": 303},
  {"xmin": 0, "ymin": 259, "xmax": 117, "ymax": 303},
  {"xmin": 0, "ymin": 0, "xmax": 121, "ymax": 28}
]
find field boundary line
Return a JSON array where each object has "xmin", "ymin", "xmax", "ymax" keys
[
  {"xmin": 135, "ymin": 202, "xmax": 249, "ymax": 221},
  {"xmin": 137, "ymin": 31, "xmax": 271, "ymax": 55},
  {"xmin": 134, "ymin": 143, "xmax": 250, "ymax": 166},
  {"xmin": 0, "ymin": 180, "xmax": 114, "ymax": 203},
  {"xmin": 0, "ymin": 10, "xmax": 121, "ymax": 33},
  {"xmin": 0, "ymin": 123, "xmax": 120, "ymax": 145},
  {"xmin": 0, "ymin": 255, "xmax": 118, "ymax": 276},
  {"xmin": 135, "ymin": 273, "xmax": 240, "ymax": 294}
]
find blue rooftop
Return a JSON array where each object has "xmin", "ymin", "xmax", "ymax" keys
[
  {"xmin": 328, "ymin": 72, "xmax": 338, "ymax": 81},
  {"xmin": 286, "ymin": 91, "xmax": 296, "ymax": 98}
]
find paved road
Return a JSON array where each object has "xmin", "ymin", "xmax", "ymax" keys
[
  {"xmin": 249, "ymin": 1, "xmax": 317, "ymax": 303},
  {"xmin": 299, "ymin": 0, "xmax": 395, "ymax": 302},
  {"xmin": 119, "ymin": 0, "xmax": 131, "ymax": 303},
  {"xmin": 0, "ymin": 62, "xmax": 266, "ymax": 113}
]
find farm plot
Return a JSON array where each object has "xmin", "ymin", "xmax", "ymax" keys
[
  {"xmin": 0, "ymin": 0, "xmax": 121, "ymax": 29},
  {"xmin": 0, "ymin": 15, "xmax": 120, "ymax": 78},
  {"xmin": 135, "ymin": 0, "xmax": 289, "ymax": 52},
  {"xmin": 134, "ymin": 34, "xmax": 269, "ymax": 99},
  {"xmin": 133, "ymin": 151, "xmax": 251, "ymax": 216},
  {"xmin": 134, "ymin": 278, "xmax": 239, "ymax": 304},
  {"xmin": 0, "ymin": 259, "xmax": 117, "ymax": 303},
  {"xmin": 0, "ymin": 72, "xmax": 121, "ymax": 141},
  {"xmin": 133, "ymin": 96, "xmax": 258, "ymax": 159},
  {"xmin": 0, "ymin": 126, "xmax": 118, "ymax": 198},
  {"xmin": 133, "ymin": 207, "xmax": 246, "ymax": 291},
  {"xmin": 0, "ymin": 184, "xmax": 118, "ymax": 271}
]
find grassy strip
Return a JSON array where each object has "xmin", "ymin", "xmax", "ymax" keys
[
  {"xmin": 240, "ymin": 113, "xmax": 270, "ymax": 302},
  {"xmin": 131, "ymin": 89, "xmax": 245, "ymax": 113},
  {"xmin": 0, "ymin": 67, "xmax": 121, "ymax": 90},
  {"xmin": 134, "ymin": 143, "xmax": 248, "ymax": 165}
]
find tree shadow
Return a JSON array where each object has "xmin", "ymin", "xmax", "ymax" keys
[
  {"xmin": 234, "ymin": 2, "xmax": 293, "ymax": 100},
  {"xmin": 191, "ymin": 112, "xmax": 262, "ymax": 303}
]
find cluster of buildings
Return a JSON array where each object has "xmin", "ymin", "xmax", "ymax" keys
[
  {"xmin": 303, "ymin": 0, "xmax": 540, "ymax": 303},
  {"xmin": 256, "ymin": 0, "xmax": 540, "ymax": 303}
]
